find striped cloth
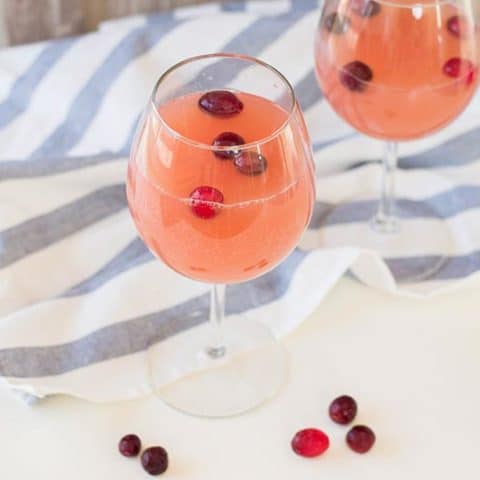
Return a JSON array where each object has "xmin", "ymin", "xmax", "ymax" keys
[{"xmin": 0, "ymin": 0, "xmax": 479, "ymax": 401}]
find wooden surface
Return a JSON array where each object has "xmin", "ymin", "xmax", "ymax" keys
[
  {"xmin": 1, "ymin": 0, "xmax": 217, "ymax": 46},
  {"xmin": 1, "ymin": 1, "xmax": 479, "ymax": 46}
]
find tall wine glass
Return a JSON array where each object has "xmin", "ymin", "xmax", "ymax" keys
[
  {"xmin": 126, "ymin": 54, "xmax": 315, "ymax": 417},
  {"xmin": 314, "ymin": 0, "xmax": 478, "ymax": 282}
]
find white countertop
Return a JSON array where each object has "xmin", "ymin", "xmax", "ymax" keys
[{"xmin": 2, "ymin": 276, "xmax": 480, "ymax": 479}]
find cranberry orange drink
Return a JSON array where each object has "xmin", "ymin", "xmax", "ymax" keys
[
  {"xmin": 127, "ymin": 90, "xmax": 314, "ymax": 284},
  {"xmin": 315, "ymin": 0, "xmax": 478, "ymax": 140},
  {"xmin": 312, "ymin": 0, "xmax": 478, "ymax": 282}
]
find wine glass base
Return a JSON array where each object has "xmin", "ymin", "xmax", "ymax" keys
[
  {"xmin": 369, "ymin": 204, "xmax": 450, "ymax": 283},
  {"xmin": 315, "ymin": 200, "xmax": 452, "ymax": 284},
  {"xmin": 370, "ymin": 214, "xmax": 399, "ymax": 235},
  {"xmin": 148, "ymin": 317, "xmax": 287, "ymax": 418}
]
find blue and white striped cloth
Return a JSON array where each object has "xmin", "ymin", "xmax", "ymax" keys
[{"xmin": 0, "ymin": 0, "xmax": 479, "ymax": 401}]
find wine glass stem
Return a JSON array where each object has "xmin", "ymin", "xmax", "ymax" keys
[
  {"xmin": 207, "ymin": 284, "xmax": 227, "ymax": 359},
  {"xmin": 371, "ymin": 141, "xmax": 399, "ymax": 234}
]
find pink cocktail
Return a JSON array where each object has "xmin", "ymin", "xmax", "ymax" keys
[
  {"xmin": 126, "ymin": 54, "xmax": 315, "ymax": 417},
  {"xmin": 314, "ymin": 0, "xmax": 478, "ymax": 282},
  {"xmin": 127, "ymin": 92, "xmax": 313, "ymax": 284},
  {"xmin": 315, "ymin": 0, "xmax": 477, "ymax": 140}
]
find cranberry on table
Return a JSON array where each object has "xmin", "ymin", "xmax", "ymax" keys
[
  {"xmin": 349, "ymin": 0, "xmax": 381, "ymax": 17},
  {"xmin": 190, "ymin": 186, "xmax": 224, "ymax": 219},
  {"xmin": 329, "ymin": 395, "xmax": 358, "ymax": 425},
  {"xmin": 234, "ymin": 151, "xmax": 268, "ymax": 176},
  {"xmin": 322, "ymin": 12, "xmax": 350, "ymax": 34},
  {"xmin": 141, "ymin": 446, "xmax": 169, "ymax": 475},
  {"xmin": 198, "ymin": 90, "xmax": 244, "ymax": 116},
  {"xmin": 118, "ymin": 434, "xmax": 141, "ymax": 457},
  {"xmin": 291, "ymin": 428, "xmax": 330, "ymax": 458},
  {"xmin": 212, "ymin": 131, "xmax": 245, "ymax": 159},
  {"xmin": 339, "ymin": 61, "xmax": 373, "ymax": 92},
  {"xmin": 346, "ymin": 425, "xmax": 376, "ymax": 453}
]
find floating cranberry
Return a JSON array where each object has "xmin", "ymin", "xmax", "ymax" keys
[
  {"xmin": 443, "ymin": 57, "xmax": 468, "ymax": 77},
  {"xmin": 339, "ymin": 61, "xmax": 373, "ymax": 92},
  {"xmin": 234, "ymin": 151, "xmax": 267, "ymax": 176},
  {"xmin": 447, "ymin": 15, "xmax": 461, "ymax": 37},
  {"xmin": 118, "ymin": 434, "xmax": 141, "ymax": 457},
  {"xmin": 190, "ymin": 186, "xmax": 224, "ymax": 219},
  {"xmin": 141, "ymin": 446, "xmax": 169, "ymax": 475},
  {"xmin": 322, "ymin": 12, "xmax": 350, "ymax": 34},
  {"xmin": 199, "ymin": 90, "xmax": 244, "ymax": 116},
  {"xmin": 349, "ymin": 0, "xmax": 381, "ymax": 17},
  {"xmin": 467, "ymin": 67, "xmax": 478, "ymax": 85},
  {"xmin": 291, "ymin": 429, "xmax": 330, "ymax": 458},
  {"xmin": 443, "ymin": 57, "xmax": 476, "ymax": 84},
  {"xmin": 447, "ymin": 15, "xmax": 471, "ymax": 38},
  {"xmin": 212, "ymin": 131, "xmax": 245, "ymax": 159},
  {"xmin": 346, "ymin": 425, "xmax": 376, "ymax": 453},
  {"xmin": 329, "ymin": 395, "xmax": 358, "ymax": 425}
]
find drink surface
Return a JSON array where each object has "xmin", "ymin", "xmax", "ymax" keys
[
  {"xmin": 315, "ymin": 0, "xmax": 478, "ymax": 140},
  {"xmin": 127, "ymin": 91, "xmax": 314, "ymax": 283}
]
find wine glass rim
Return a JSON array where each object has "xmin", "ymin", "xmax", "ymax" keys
[
  {"xmin": 149, "ymin": 53, "xmax": 298, "ymax": 152},
  {"xmin": 371, "ymin": 0, "xmax": 452, "ymax": 7}
]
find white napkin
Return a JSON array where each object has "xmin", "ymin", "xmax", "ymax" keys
[{"xmin": 0, "ymin": 0, "xmax": 479, "ymax": 402}]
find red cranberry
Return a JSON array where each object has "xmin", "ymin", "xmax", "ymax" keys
[
  {"xmin": 322, "ymin": 12, "xmax": 350, "ymax": 34},
  {"xmin": 443, "ymin": 57, "xmax": 476, "ymax": 84},
  {"xmin": 447, "ymin": 15, "xmax": 471, "ymax": 38},
  {"xmin": 340, "ymin": 61, "xmax": 373, "ymax": 92},
  {"xmin": 349, "ymin": 0, "xmax": 381, "ymax": 17},
  {"xmin": 118, "ymin": 434, "xmax": 141, "ymax": 457},
  {"xmin": 190, "ymin": 186, "xmax": 224, "ymax": 219},
  {"xmin": 234, "ymin": 151, "xmax": 267, "ymax": 175},
  {"xmin": 467, "ymin": 67, "xmax": 478, "ymax": 85},
  {"xmin": 346, "ymin": 425, "xmax": 376, "ymax": 454},
  {"xmin": 291, "ymin": 429, "xmax": 330, "ymax": 458},
  {"xmin": 329, "ymin": 395, "xmax": 357, "ymax": 425},
  {"xmin": 212, "ymin": 131, "xmax": 245, "ymax": 159},
  {"xmin": 447, "ymin": 16, "xmax": 460, "ymax": 37},
  {"xmin": 141, "ymin": 446, "xmax": 169, "ymax": 475},
  {"xmin": 199, "ymin": 90, "xmax": 243, "ymax": 116}
]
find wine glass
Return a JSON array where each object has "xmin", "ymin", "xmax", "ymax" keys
[
  {"xmin": 314, "ymin": 0, "xmax": 478, "ymax": 282},
  {"xmin": 126, "ymin": 53, "xmax": 316, "ymax": 417}
]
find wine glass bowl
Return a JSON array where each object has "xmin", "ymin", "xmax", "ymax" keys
[
  {"xmin": 128, "ymin": 56, "xmax": 314, "ymax": 285},
  {"xmin": 315, "ymin": 0, "xmax": 478, "ymax": 141}
]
